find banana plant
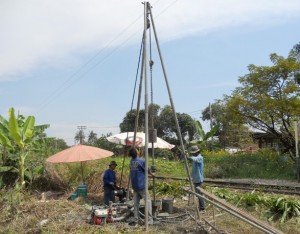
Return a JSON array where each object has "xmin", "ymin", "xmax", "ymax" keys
[
  {"xmin": 0, "ymin": 108, "xmax": 49, "ymax": 190},
  {"xmin": 190, "ymin": 120, "xmax": 220, "ymax": 150}
]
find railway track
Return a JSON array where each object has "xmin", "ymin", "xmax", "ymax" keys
[
  {"xmin": 183, "ymin": 187, "xmax": 285, "ymax": 234},
  {"xmin": 204, "ymin": 178, "xmax": 300, "ymax": 196},
  {"xmin": 152, "ymin": 176, "xmax": 299, "ymax": 233},
  {"xmin": 155, "ymin": 176, "xmax": 300, "ymax": 196}
]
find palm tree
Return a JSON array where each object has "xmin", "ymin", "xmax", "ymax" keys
[
  {"xmin": 87, "ymin": 131, "xmax": 98, "ymax": 145},
  {"xmin": 74, "ymin": 130, "xmax": 86, "ymax": 144}
]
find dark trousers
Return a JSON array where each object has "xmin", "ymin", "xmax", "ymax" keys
[
  {"xmin": 104, "ymin": 186, "xmax": 115, "ymax": 206},
  {"xmin": 194, "ymin": 183, "xmax": 205, "ymax": 211}
]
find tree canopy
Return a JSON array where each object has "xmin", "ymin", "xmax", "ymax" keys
[
  {"xmin": 223, "ymin": 43, "xmax": 300, "ymax": 157},
  {"xmin": 119, "ymin": 104, "xmax": 195, "ymax": 145},
  {"xmin": 202, "ymin": 100, "xmax": 253, "ymax": 148}
]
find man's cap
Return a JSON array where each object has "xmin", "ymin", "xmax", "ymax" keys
[
  {"xmin": 190, "ymin": 145, "xmax": 200, "ymax": 154},
  {"xmin": 109, "ymin": 161, "xmax": 117, "ymax": 166}
]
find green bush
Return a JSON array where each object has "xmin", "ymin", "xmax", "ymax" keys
[
  {"xmin": 203, "ymin": 151, "xmax": 296, "ymax": 180},
  {"xmin": 41, "ymin": 150, "xmax": 297, "ymax": 191},
  {"xmin": 151, "ymin": 180, "xmax": 187, "ymax": 198}
]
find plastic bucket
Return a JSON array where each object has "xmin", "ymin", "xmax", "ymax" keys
[
  {"xmin": 77, "ymin": 185, "xmax": 88, "ymax": 197},
  {"xmin": 152, "ymin": 200, "xmax": 162, "ymax": 216},
  {"xmin": 162, "ymin": 198, "xmax": 174, "ymax": 214}
]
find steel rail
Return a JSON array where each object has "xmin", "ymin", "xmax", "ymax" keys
[
  {"xmin": 154, "ymin": 176, "xmax": 300, "ymax": 195},
  {"xmin": 183, "ymin": 187, "xmax": 285, "ymax": 234}
]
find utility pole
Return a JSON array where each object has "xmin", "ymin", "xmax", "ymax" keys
[
  {"xmin": 209, "ymin": 102, "xmax": 214, "ymax": 150},
  {"xmin": 77, "ymin": 126, "xmax": 86, "ymax": 144},
  {"xmin": 209, "ymin": 102, "xmax": 213, "ymax": 130},
  {"xmin": 295, "ymin": 122, "xmax": 300, "ymax": 182}
]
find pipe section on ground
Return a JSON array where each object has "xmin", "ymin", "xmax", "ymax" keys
[{"xmin": 183, "ymin": 187, "xmax": 284, "ymax": 234}]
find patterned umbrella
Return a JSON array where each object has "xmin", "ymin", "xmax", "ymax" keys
[{"xmin": 106, "ymin": 132, "xmax": 175, "ymax": 149}]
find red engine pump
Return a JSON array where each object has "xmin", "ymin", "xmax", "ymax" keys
[
  {"xmin": 93, "ymin": 215, "xmax": 102, "ymax": 225},
  {"xmin": 106, "ymin": 207, "xmax": 115, "ymax": 223},
  {"xmin": 92, "ymin": 207, "xmax": 116, "ymax": 225}
]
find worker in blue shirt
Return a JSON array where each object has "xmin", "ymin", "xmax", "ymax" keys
[
  {"xmin": 129, "ymin": 147, "xmax": 154, "ymax": 225},
  {"xmin": 103, "ymin": 161, "xmax": 118, "ymax": 206},
  {"xmin": 187, "ymin": 145, "xmax": 205, "ymax": 212}
]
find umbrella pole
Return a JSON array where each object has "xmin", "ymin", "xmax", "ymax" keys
[{"xmin": 81, "ymin": 162, "xmax": 85, "ymax": 184}]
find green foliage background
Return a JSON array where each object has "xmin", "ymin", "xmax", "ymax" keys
[{"xmin": 49, "ymin": 148, "xmax": 296, "ymax": 192}]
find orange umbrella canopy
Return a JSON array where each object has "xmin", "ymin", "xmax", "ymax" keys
[{"xmin": 46, "ymin": 144, "xmax": 114, "ymax": 163}]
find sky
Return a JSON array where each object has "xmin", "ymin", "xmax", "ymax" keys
[{"xmin": 1, "ymin": 0, "xmax": 300, "ymax": 146}]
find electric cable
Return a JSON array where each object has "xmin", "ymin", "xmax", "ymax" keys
[
  {"xmin": 35, "ymin": 0, "xmax": 179, "ymax": 115},
  {"xmin": 148, "ymin": 22, "xmax": 158, "ymax": 204},
  {"xmin": 36, "ymin": 28, "xmax": 142, "ymax": 114},
  {"xmin": 119, "ymin": 32, "xmax": 144, "ymax": 187}
]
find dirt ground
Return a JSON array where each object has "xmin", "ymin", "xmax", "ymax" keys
[{"xmin": 1, "ymin": 190, "xmax": 299, "ymax": 234}]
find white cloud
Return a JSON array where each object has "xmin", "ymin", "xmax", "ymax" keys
[{"xmin": 0, "ymin": 0, "xmax": 299, "ymax": 80}]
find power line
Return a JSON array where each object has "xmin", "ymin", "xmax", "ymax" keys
[
  {"xmin": 85, "ymin": 125, "xmax": 119, "ymax": 129},
  {"xmin": 36, "ymin": 0, "xmax": 179, "ymax": 114},
  {"xmin": 36, "ymin": 14, "xmax": 143, "ymax": 114}
]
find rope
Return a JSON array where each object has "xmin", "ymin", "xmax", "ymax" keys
[{"xmin": 119, "ymin": 33, "xmax": 144, "ymax": 187}]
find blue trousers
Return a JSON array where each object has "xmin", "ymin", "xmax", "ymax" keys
[{"xmin": 104, "ymin": 187, "xmax": 115, "ymax": 206}]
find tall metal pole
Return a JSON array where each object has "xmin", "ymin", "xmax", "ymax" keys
[
  {"xmin": 149, "ymin": 24, "xmax": 157, "ymax": 204},
  {"xmin": 148, "ymin": 4, "xmax": 200, "ymax": 218},
  {"xmin": 143, "ymin": 1, "xmax": 149, "ymax": 230}
]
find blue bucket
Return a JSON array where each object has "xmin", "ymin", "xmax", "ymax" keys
[{"xmin": 77, "ymin": 185, "xmax": 88, "ymax": 197}]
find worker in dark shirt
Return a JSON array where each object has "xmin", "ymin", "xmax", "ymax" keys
[{"xmin": 103, "ymin": 161, "xmax": 118, "ymax": 206}]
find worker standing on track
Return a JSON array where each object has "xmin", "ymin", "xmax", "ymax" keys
[{"xmin": 188, "ymin": 145, "xmax": 205, "ymax": 213}]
